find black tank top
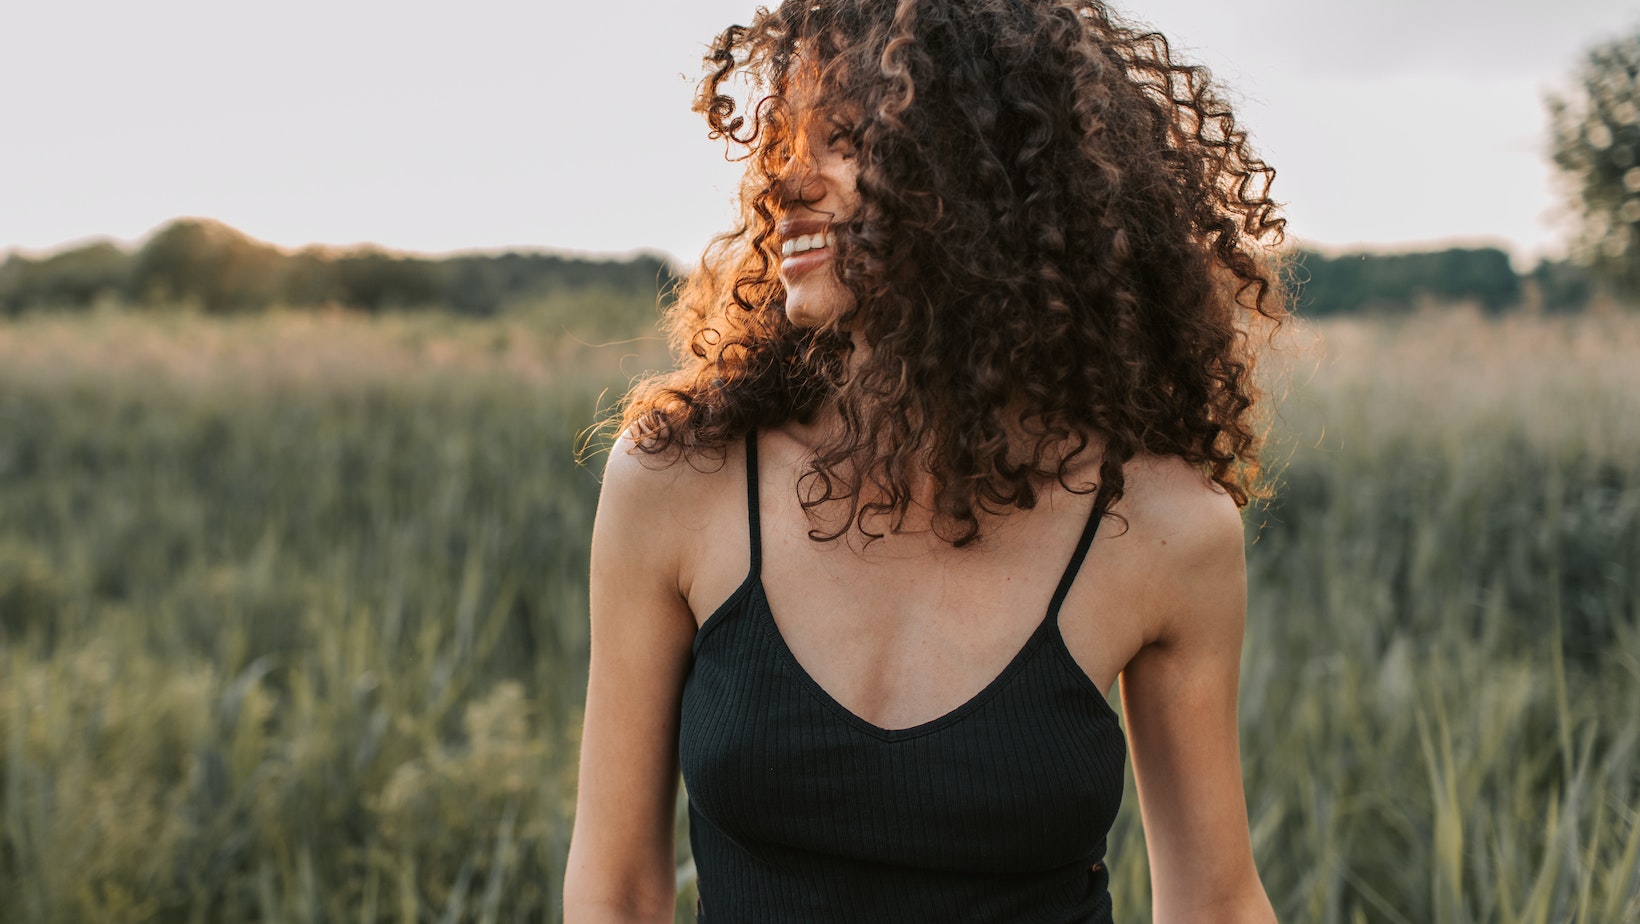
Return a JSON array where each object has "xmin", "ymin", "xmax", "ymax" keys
[{"xmin": 678, "ymin": 429, "xmax": 1127, "ymax": 923}]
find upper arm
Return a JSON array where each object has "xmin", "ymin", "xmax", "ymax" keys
[
  {"xmin": 1116, "ymin": 471, "xmax": 1275, "ymax": 923},
  {"xmin": 564, "ymin": 437, "xmax": 700, "ymax": 922}
]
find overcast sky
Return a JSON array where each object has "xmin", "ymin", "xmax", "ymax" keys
[{"xmin": 2, "ymin": 0, "xmax": 1634, "ymax": 267}]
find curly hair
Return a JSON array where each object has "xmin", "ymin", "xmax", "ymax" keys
[{"xmin": 616, "ymin": 0, "xmax": 1288, "ymax": 547}]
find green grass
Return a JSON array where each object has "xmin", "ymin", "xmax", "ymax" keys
[{"xmin": 0, "ymin": 305, "xmax": 1636, "ymax": 922}]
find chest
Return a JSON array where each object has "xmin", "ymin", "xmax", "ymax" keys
[
  {"xmin": 679, "ymin": 582, "xmax": 1128, "ymax": 874},
  {"xmin": 684, "ymin": 487, "xmax": 1145, "ymax": 734}
]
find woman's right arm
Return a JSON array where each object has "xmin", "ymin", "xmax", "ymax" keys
[{"xmin": 564, "ymin": 436, "xmax": 700, "ymax": 924}]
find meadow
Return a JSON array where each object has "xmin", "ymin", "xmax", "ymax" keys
[{"xmin": 0, "ymin": 302, "xmax": 1636, "ymax": 923}]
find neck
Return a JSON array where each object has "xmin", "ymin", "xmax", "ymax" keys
[{"xmin": 791, "ymin": 400, "xmax": 1100, "ymax": 530}]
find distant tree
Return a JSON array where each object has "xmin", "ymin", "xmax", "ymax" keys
[
  {"xmin": 331, "ymin": 250, "xmax": 443, "ymax": 312},
  {"xmin": 0, "ymin": 242, "xmax": 131, "ymax": 314},
  {"xmin": 129, "ymin": 219, "xmax": 285, "ymax": 312},
  {"xmin": 1547, "ymin": 23, "xmax": 1640, "ymax": 299},
  {"xmin": 282, "ymin": 248, "xmax": 338, "ymax": 306},
  {"xmin": 441, "ymin": 252, "xmax": 677, "ymax": 316},
  {"xmin": 1525, "ymin": 259, "xmax": 1598, "ymax": 313}
]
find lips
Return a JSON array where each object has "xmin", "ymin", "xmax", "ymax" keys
[{"xmin": 777, "ymin": 219, "xmax": 836, "ymax": 278}]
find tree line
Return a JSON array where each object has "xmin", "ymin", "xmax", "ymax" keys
[
  {"xmin": 1287, "ymin": 248, "xmax": 1600, "ymax": 315},
  {"xmin": 0, "ymin": 219, "xmax": 675, "ymax": 317},
  {"xmin": 0, "ymin": 218, "xmax": 1615, "ymax": 319}
]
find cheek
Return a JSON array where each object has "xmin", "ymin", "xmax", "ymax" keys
[{"xmin": 835, "ymin": 166, "xmax": 860, "ymax": 210}]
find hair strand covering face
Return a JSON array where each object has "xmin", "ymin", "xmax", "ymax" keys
[{"xmin": 613, "ymin": 0, "xmax": 1289, "ymax": 548}]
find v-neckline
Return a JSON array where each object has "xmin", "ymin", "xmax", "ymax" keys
[
  {"xmin": 695, "ymin": 424, "xmax": 1114, "ymax": 741},
  {"xmin": 751, "ymin": 575, "xmax": 1062, "ymax": 741}
]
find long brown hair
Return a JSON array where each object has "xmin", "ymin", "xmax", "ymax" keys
[{"xmin": 616, "ymin": 0, "xmax": 1288, "ymax": 546}]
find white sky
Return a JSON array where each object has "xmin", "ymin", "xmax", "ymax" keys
[{"xmin": 1, "ymin": 0, "xmax": 1634, "ymax": 268}]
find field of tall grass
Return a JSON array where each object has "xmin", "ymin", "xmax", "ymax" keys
[{"xmin": 1, "ymin": 303, "xmax": 1636, "ymax": 923}]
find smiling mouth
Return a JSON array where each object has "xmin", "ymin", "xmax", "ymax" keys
[{"xmin": 780, "ymin": 230, "xmax": 837, "ymax": 257}]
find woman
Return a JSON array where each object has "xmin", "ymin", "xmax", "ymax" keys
[{"xmin": 566, "ymin": 1, "xmax": 1285, "ymax": 921}]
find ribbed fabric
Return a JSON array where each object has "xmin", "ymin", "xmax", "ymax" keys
[{"xmin": 679, "ymin": 428, "xmax": 1127, "ymax": 923}]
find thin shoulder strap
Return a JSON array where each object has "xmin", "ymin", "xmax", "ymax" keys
[
  {"xmin": 1045, "ymin": 482, "xmax": 1115, "ymax": 622},
  {"xmin": 745, "ymin": 427, "xmax": 763, "ymax": 576}
]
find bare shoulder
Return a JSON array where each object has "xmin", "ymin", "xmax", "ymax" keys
[
  {"xmin": 1114, "ymin": 455, "xmax": 1243, "ymax": 553},
  {"xmin": 596, "ymin": 429, "xmax": 738, "ymax": 512},
  {"xmin": 1109, "ymin": 454, "xmax": 1247, "ymax": 643},
  {"xmin": 602, "ymin": 430, "xmax": 701, "ymax": 504},
  {"xmin": 597, "ymin": 429, "xmax": 745, "ymax": 595}
]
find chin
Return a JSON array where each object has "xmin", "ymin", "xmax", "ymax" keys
[
  {"xmin": 783, "ymin": 287, "xmax": 854, "ymax": 330},
  {"xmin": 784, "ymin": 293, "xmax": 829, "ymax": 328},
  {"xmin": 787, "ymin": 304, "xmax": 847, "ymax": 331}
]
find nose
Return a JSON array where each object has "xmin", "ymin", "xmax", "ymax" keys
[{"xmin": 775, "ymin": 145, "xmax": 824, "ymax": 207}]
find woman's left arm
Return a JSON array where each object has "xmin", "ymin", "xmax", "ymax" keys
[{"xmin": 1118, "ymin": 479, "xmax": 1277, "ymax": 923}]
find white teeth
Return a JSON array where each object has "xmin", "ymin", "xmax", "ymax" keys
[{"xmin": 781, "ymin": 231, "xmax": 833, "ymax": 257}]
